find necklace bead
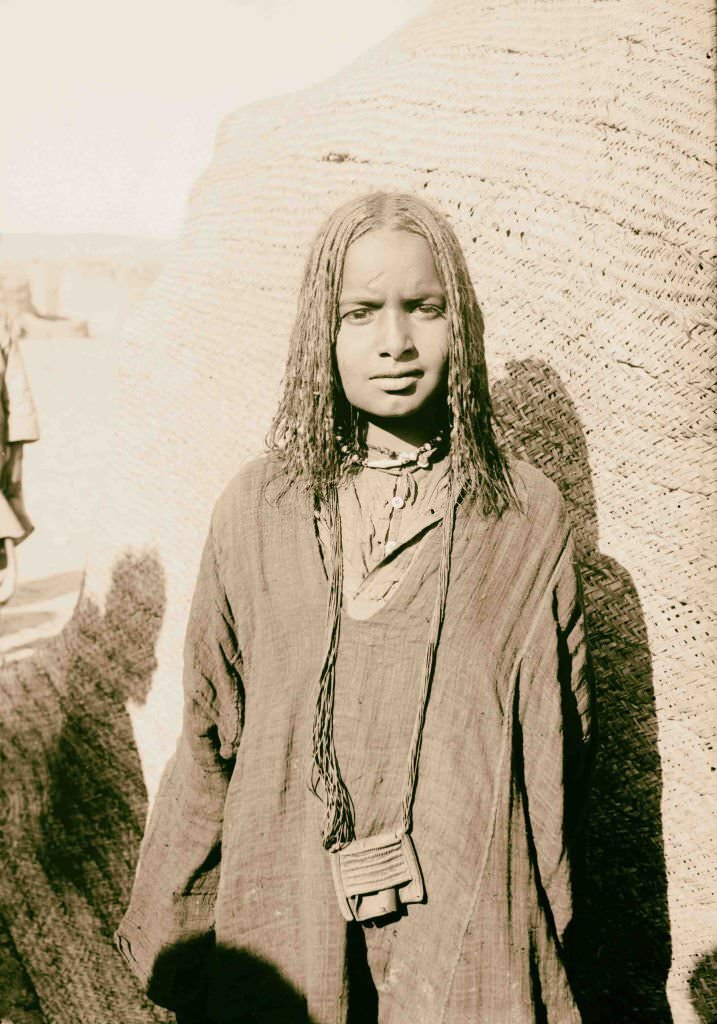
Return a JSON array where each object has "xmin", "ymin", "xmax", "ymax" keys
[{"xmin": 362, "ymin": 431, "xmax": 446, "ymax": 470}]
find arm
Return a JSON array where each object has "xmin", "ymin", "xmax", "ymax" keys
[
  {"xmin": 115, "ymin": 516, "xmax": 243, "ymax": 1013},
  {"xmin": 518, "ymin": 532, "xmax": 595, "ymax": 943}
]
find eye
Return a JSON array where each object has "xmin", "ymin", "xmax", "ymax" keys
[
  {"xmin": 342, "ymin": 307, "xmax": 375, "ymax": 324},
  {"xmin": 412, "ymin": 303, "xmax": 445, "ymax": 319}
]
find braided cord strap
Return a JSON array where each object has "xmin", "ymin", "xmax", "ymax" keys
[
  {"xmin": 400, "ymin": 485, "xmax": 457, "ymax": 834},
  {"xmin": 313, "ymin": 480, "xmax": 459, "ymax": 850},
  {"xmin": 311, "ymin": 486, "xmax": 355, "ymax": 850}
]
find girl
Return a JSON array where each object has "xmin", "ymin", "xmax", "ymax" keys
[
  {"xmin": 0, "ymin": 313, "xmax": 40, "ymax": 604},
  {"xmin": 117, "ymin": 193, "xmax": 593, "ymax": 1023}
]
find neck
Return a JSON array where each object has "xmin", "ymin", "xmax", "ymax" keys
[{"xmin": 364, "ymin": 411, "xmax": 446, "ymax": 453}]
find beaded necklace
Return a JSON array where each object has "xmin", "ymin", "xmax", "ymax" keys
[
  {"xmin": 336, "ymin": 426, "xmax": 446, "ymax": 472},
  {"xmin": 362, "ymin": 431, "xmax": 446, "ymax": 471}
]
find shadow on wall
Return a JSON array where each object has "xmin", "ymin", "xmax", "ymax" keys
[
  {"xmin": 154, "ymin": 938, "xmax": 317, "ymax": 1024},
  {"xmin": 493, "ymin": 359, "xmax": 673, "ymax": 1024},
  {"xmin": 0, "ymin": 552, "xmax": 171, "ymax": 1024},
  {"xmin": 154, "ymin": 930, "xmax": 377, "ymax": 1024}
]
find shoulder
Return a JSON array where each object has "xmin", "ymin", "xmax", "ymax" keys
[
  {"xmin": 210, "ymin": 451, "xmax": 298, "ymax": 536},
  {"xmin": 507, "ymin": 458, "xmax": 569, "ymax": 537}
]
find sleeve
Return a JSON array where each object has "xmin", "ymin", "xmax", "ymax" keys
[
  {"xmin": 518, "ymin": 530, "xmax": 595, "ymax": 943},
  {"xmin": 1, "ymin": 318, "xmax": 40, "ymax": 443},
  {"xmin": 115, "ymin": 516, "xmax": 244, "ymax": 1013}
]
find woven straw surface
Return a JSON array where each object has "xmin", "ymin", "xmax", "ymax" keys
[{"xmin": 2, "ymin": 1, "xmax": 714, "ymax": 1021}]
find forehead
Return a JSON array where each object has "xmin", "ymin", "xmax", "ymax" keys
[{"xmin": 340, "ymin": 228, "xmax": 442, "ymax": 293}]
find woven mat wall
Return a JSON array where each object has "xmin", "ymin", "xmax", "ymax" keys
[{"xmin": 2, "ymin": 1, "xmax": 714, "ymax": 1021}]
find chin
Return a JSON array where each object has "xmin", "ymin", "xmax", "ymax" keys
[{"xmin": 370, "ymin": 396, "xmax": 425, "ymax": 419}]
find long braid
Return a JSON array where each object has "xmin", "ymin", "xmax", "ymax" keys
[
  {"xmin": 267, "ymin": 191, "xmax": 515, "ymax": 515},
  {"xmin": 310, "ymin": 486, "xmax": 355, "ymax": 849},
  {"xmin": 399, "ymin": 481, "xmax": 458, "ymax": 834}
]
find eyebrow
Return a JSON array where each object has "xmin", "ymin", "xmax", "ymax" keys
[
  {"xmin": 338, "ymin": 296, "xmax": 382, "ymax": 309},
  {"xmin": 338, "ymin": 292, "xmax": 445, "ymax": 309}
]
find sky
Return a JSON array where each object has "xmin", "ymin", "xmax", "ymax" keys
[{"xmin": 1, "ymin": 0, "xmax": 429, "ymax": 237}]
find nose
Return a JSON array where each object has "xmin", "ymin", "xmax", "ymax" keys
[{"xmin": 380, "ymin": 309, "xmax": 415, "ymax": 359}]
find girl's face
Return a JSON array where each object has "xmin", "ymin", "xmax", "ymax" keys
[{"xmin": 335, "ymin": 228, "xmax": 449, "ymax": 438}]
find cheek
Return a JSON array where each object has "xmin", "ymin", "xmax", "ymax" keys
[
  {"xmin": 334, "ymin": 333, "xmax": 361, "ymax": 396},
  {"xmin": 427, "ymin": 326, "xmax": 449, "ymax": 376},
  {"xmin": 334, "ymin": 333, "xmax": 348, "ymax": 380}
]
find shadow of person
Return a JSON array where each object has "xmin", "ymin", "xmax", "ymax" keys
[
  {"xmin": 150, "ymin": 939, "xmax": 317, "ymax": 1024},
  {"xmin": 139, "ymin": 906, "xmax": 378, "ymax": 1023},
  {"xmin": 150, "ymin": 935, "xmax": 378, "ymax": 1024},
  {"xmin": 492, "ymin": 359, "xmax": 672, "ymax": 1023},
  {"xmin": 37, "ymin": 552, "xmax": 166, "ymax": 934},
  {"xmin": 0, "ymin": 551, "xmax": 170, "ymax": 1023},
  {"xmin": 689, "ymin": 948, "xmax": 717, "ymax": 1024}
]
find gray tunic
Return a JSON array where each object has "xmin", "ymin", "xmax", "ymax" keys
[{"xmin": 116, "ymin": 453, "xmax": 593, "ymax": 1023}]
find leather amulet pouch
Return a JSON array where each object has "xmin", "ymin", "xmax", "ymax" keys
[{"xmin": 330, "ymin": 830, "xmax": 424, "ymax": 923}]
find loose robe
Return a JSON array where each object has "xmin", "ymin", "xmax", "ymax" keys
[{"xmin": 116, "ymin": 454, "xmax": 593, "ymax": 1023}]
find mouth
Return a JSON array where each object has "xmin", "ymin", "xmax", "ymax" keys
[{"xmin": 370, "ymin": 370, "xmax": 423, "ymax": 392}]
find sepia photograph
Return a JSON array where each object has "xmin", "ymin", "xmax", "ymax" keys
[{"xmin": 0, "ymin": 1, "xmax": 714, "ymax": 1022}]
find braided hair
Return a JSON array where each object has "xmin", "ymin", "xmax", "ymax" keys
[{"xmin": 268, "ymin": 191, "xmax": 514, "ymax": 515}]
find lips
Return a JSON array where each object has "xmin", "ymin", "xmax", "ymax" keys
[
  {"xmin": 370, "ymin": 368, "xmax": 423, "ymax": 388},
  {"xmin": 371, "ymin": 371, "xmax": 423, "ymax": 392}
]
